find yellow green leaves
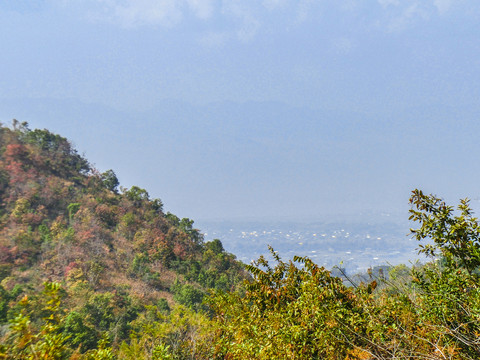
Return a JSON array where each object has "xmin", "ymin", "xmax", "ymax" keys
[
  {"xmin": 0, "ymin": 282, "xmax": 70, "ymax": 360},
  {"xmin": 409, "ymin": 189, "xmax": 480, "ymax": 274}
]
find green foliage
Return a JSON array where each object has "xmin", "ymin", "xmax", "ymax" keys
[
  {"xmin": 405, "ymin": 190, "xmax": 480, "ymax": 357},
  {"xmin": 24, "ymin": 128, "xmax": 90, "ymax": 176},
  {"xmin": 178, "ymin": 218, "xmax": 203, "ymax": 244},
  {"xmin": 178, "ymin": 240, "xmax": 246, "ymax": 292},
  {"xmin": 157, "ymin": 298, "xmax": 170, "ymax": 313},
  {"xmin": 165, "ymin": 212, "xmax": 180, "ymax": 226},
  {"xmin": 101, "ymin": 170, "xmax": 119, "ymax": 193},
  {"xmin": 410, "ymin": 189, "xmax": 480, "ymax": 274},
  {"xmin": 128, "ymin": 253, "xmax": 150, "ymax": 277},
  {"xmin": 165, "ymin": 213, "xmax": 203, "ymax": 244},
  {"xmin": 24, "ymin": 128, "xmax": 65, "ymax": 152},
  {"xmin": 208, "ymin": 248, "xmax": 364, "ymax": 359},
  {"xmin": 123, "ymin": 186, "xmax": 149, "ymax": 204},
  {"xmin": 11, "ymin": 198, "xmax": 31, "ymax": 219},
  {"xmin": 150, "ymin": 198, "xmax": 164, "ymax": 213},
  {"xmin": 0, "ymin": 168, "xmax": 8, "ymax": 194},
  {"xmin": 67, "ymin": 202, "xmax": 81, "ymax": 222},
  {"xmin": 119, "ymin": 305, "xmax": 214, "ymax": 360},
  {"xmin": 172, "ymin": 280, "xmax": 204, "ymax": 310},
  {"xmin": 63, "ymin": 310, "xmax": 98, "ymax": 352},
  {"xmin": 38, "ymin": 223, "xmax": 52, "ymax": 242},
  {"xmin": 0, "ymin": 282, "xmax": 71, "ymax": 360},
  {"xmin": 83, "ymin": 337, "xmax": 116, "ymax": 360},
  {"xmin": 83, "ymin": 293, "xmax": 116, "ymax": 331},
  {"xmin": 0, "ymin": 284, "xmax": 23, "ymax": 323},
  {"xmin": 205, "ymin": 239, "xmax": 224, "ymax": 254}
]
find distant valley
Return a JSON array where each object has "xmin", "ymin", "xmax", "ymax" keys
[{"xmin": 199, "ymin": 217, "xmax": 424, "ymax": 274}]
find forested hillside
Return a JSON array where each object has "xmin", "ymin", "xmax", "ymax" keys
[
  {"xmin": 0, "ymin": 121, "xmax": 247, "ymax": 358},
  {"xmin": 1, "ymin": 121, "xmax": 480, "ymax": 359}
]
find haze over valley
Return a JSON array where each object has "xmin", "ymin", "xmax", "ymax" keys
[{"xmin": 1, "ymin": 2, "xmax": 480, "ymax": 357}]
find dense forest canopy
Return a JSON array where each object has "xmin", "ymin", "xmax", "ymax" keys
[{"xmin": 0, "ymin": 121, "xmax": 480, "ymax": 359}]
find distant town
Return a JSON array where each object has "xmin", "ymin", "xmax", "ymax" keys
[{"xmin": 199, "ymin": 218, "xmax": 426, "ymax": 275}]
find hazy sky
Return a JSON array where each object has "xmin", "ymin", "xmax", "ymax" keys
[{"xmin": 1, "ymin": 0, "xmax": 480, "ymax": 221}]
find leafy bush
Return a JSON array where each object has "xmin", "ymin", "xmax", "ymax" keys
[{"xmin": 172, "ymin": 281, "xmax": 204, "ymax": 309}]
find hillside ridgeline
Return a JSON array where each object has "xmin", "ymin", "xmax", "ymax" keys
[{"xmin": 0, "ymin": 121, "xmax": 246, "ymax": 357}]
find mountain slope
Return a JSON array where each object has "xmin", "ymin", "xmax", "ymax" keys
[{"xmin": 0, "ymin": 120, "xmax": 247, "ymax": 350}]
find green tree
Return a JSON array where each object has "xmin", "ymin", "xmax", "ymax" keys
[
  {"xmin": 205, "ymin": 239, "xmax": 224, "ymax": 254},
  {"xmin": 407, "ymin": 190, "xmax": 480, "ymax": 357},
  {"xmin": 101, "ymin": 170, "xmax": 119, "ymax": 193},
  {"xmin": 409, "ymin": 189, "xmax": 480, "ymax": 275}
]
